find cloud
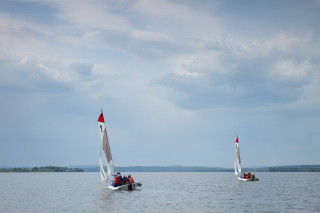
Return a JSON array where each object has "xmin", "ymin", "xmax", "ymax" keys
[
  {"xmin": 24, "ymin": 0, "xmax": 131, "ymax": 31},
  {"xmin": 157, "ymin": 33, "xmax": 319, "ymax": 109},
  {"xmin": 1, "ymin": 1, "xmax": 319, "ymax": 111},
  {"xmin": 131, "ymin": 0, "xmax": 221, "ymax": 38},
  {"xmin": 20, "ymin": 0, "xmax": 222, "ymax": 62},
  {"xmin": 69, "ymin": 62, "xmax": 93, "ymax": 76},
  {"xmin": 274, "ymin": 59, "xmax": 311, "ymax": 79}
]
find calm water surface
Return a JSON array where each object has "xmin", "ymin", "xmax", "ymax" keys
[{"xmin": 0, "ymin": 172, "xmax": 319, "ymax": 212}]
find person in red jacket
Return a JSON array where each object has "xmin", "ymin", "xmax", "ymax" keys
[
  {"xmin": 247, "ymin": 172, "xmax": 251, "ymax": 179},
  {"xmin": 128, "ymin": 175, "xmax": 134, "ymax": 184},
  {"xmin": 243, "ymin": 173, "xmax": 247, "ymax": 179},
  {"xmin": 113, "ymin": 172, "xmax": 123, "ymax": 187}
]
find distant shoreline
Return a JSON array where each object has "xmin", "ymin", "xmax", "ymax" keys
[
  {"xmin": 0, "ymin": 166, "xmax": 84, "ymax": 173},
  {"xmin": 1, "ymin": 165, "xmax": 320, "ymax": 172}
]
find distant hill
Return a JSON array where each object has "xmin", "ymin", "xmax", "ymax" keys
[
  {"xmin": 240, "ymin": 165, "xmax": 320, "ymax": 172},
  {"xmin": 267, "ymin": 165, "xmax": 320, "ymax": 172},
  {"xmin": 2, "ymin": 164, "xmax": 320, "ymax": 172},
  {"xmin": 71, "ymin": 164, "xmax": 320, "ymax": 172}
]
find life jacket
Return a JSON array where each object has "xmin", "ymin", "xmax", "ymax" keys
[
  {"xmin": 114, "ymin": 176, "xmax": 122, "ymax": 184},
  {"xmin": 128, "ymin": 177, "xmax": 134, "ymax": 183}
]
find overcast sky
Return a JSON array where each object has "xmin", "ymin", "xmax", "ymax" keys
[{"xmin": 0, "ymin": 0, "xmax": 319, "ymax": 168}]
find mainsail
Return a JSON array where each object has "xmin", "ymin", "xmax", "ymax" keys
[
  {"xmin": 234, "ymin": 137, "xmax": 242, "ymax": 176},
  {"xmin": 98, "ymin": 111, "xmax": 115, "ymax": 182}
]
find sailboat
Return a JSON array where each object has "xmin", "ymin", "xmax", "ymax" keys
[
  {"xmin": 234, "ymin": 137, "xmax": 259, "ymax": 181},
  {"xmin": 98, "ymin": 110, "xmax": 142, "ymax": 190}
]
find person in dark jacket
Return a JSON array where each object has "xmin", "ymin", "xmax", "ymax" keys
[{"xmin": 122, "ymin": 176, "xmax": 129, "ymax": 185}]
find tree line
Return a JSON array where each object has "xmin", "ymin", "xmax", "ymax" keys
[
  {"xmin": 0, "ymin": 166, "xmax": 84, "ymax": 172},
  {"xmin": 268, "ymin": 167, "xmax": 320, "ymax": 172}
]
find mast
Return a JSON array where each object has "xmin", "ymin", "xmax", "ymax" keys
[{"xmin": 98, "ymin": 110, "xmax": 115, "ymax": 182}]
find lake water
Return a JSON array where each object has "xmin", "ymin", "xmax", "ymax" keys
[{"xmin": 0, "ymin": 172, "xmax": 319, "ymax": 212}]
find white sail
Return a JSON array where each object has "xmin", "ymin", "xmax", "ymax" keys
[
  {"xmin": 98, "ymin": 111, "xmax": 115, "ymax": 182},
  {"xmin": 234, "ymin": 159, "xmax": 237, "ymax": 175},
  {"xmin": 234, "ymin": 137, "xmax": 242, "ymax": 176}
]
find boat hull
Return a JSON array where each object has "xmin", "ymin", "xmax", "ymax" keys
[
  {"xmin": 238, "ymin": 177, "xmax": 259, "ymax": 181},
  {"xmin": 107, "ymin": 182, "xmax": 142, "ymax": 191}
]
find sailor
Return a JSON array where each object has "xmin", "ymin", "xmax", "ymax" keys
[
  {"xmin": 122, "ymin": 175, "xmax": 129, "ymax": 185},
  {"xmin": 113, "ymin": 172, "xmax": 123, "ymax": 187},
  {"xmin": 248, "ymin": 172, "xmax": 251, "ymax": 179},
  {"xmin": 128, "ymin": 175, "xmax": 135, "ymax": 184},
  {"xmin": 252, "ymin": 173, "xmax": 256, "ymax": 180}
]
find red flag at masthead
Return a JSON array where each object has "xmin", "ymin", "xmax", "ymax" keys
[
  {"xmin": 235, "ymin": 137, "xmax": 239, "ymax": 143},
  {"xmin": 98, "ymin": 112, "xmax": 105, "ymax": 123}
]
